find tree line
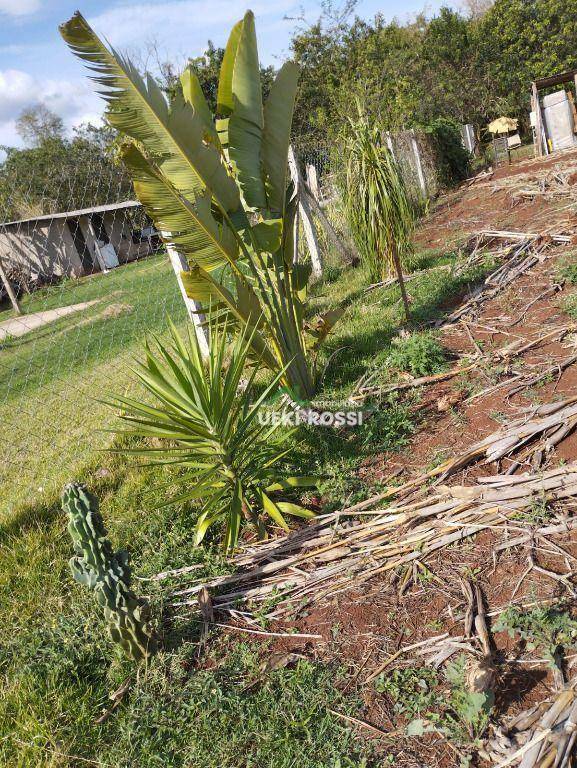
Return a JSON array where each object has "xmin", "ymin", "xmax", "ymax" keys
[{"xmin": 2, "ymin": 0, "xmax": 577, "ymax": 222}]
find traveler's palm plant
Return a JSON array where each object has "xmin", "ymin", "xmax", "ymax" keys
[
  {"xmin": 60, "ymin": 11, "xmax": 340, "ymax": 399},
  {"xmin": 109, "ymin": 320, "xmax": 316, "ymax": 550},
  {"xmin": 343, "ymin": 113, "xmax": 415, "ymax": 317}
]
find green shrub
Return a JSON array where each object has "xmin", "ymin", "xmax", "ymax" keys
[
  {"xmin": 423, "ymin": 118, "xmax": 471, "ymax": 188},
  {"xmin": 387, "ymin": 332, "xmax": 447, "ymax": 377},
  {"xmin": 108, "ymin": 320, "xmax": 317, "ymax": 550}
]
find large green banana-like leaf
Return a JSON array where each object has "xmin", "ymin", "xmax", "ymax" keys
[
  {"xmin": 123, "ymin": 144, "xmax": 238, "ymax": 272},
  {"xmin": 227, "ymin": 11, "xmax": 267, "ymax": 211},
  {"xmin": 59, "ymin": 12, "xmax": 239, "ymax": 217},
  {"xmin": 180, "ymin": 65, "xmax": 219, "ymax": 146},
  {"xmin": 217, "ymin": 18, "xmax": 243, "ymax": 117},
  {"xmin": 262, "ymin": 62, "xmax": 299, "ymax": 213},
  {"xmin": 181, "ymin": 266, "xmax": 278, "ymax": 370}
]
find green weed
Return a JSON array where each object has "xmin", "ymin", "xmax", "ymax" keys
[
  {"xmin": 494, "ymin": 605, "xmax": 577, "ymax": 670},
  {"xmin": 376, "ymin": 656, "xmax": 492, "ymax": 747},
  {"xmin": 387, "ymin": 331, "xmax": 447, "ymax": 378}
]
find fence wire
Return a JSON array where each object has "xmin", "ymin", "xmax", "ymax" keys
[
  {"xmin": 1, "ymin": 133, "xmax": 441, "ymax": 516},
  {"xmin": 0, "ymin": 152, "xmax": 188, "ymax": 515}
]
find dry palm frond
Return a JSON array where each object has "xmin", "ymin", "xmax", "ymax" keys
[
  {"xmin": 482, "ymin": 683, "xmax": 577, "ymax": 767},
  {"xmin": 164, "ymin": 462, "xmax": 577, "ymax": 621}
]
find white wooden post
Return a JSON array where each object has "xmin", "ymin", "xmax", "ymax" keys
[
  {"xmin": 305, "ymin": 163, "xmax": 320, "ymax": 201},
  {"xmin": 288, "ymin": 146, "xmax": 323, "ymax": 279},
  {"xmin": 0, "ymin": 256, "xmax": 22, "ymax": 315},
  {"xmin": 386, "ymin": 131, "xmax": 396, "ymax": 160},
  {"xmin": 410, "ymin": 129, "xmax": 427, "ymax": 198},
  {"xmin": 163, "ymin": 238, "xmax": 210, "ymax": 357},
  {"xmin": 293, "ymin": 202, "xmax": 300, "ymax": 265}
]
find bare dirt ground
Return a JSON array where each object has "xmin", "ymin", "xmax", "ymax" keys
[{"xmin": 197, "ymin": 149, "xmax": 577, "ymax": 766}]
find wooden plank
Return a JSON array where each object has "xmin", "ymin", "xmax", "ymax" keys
[
  {"xmin": 0, "ymin": 256, "xmax": 22, "ymax": 315},
  {"xmin": 163, "ymin": 237, "xmax": 210, "ymax": 357},
  {"xmin": 535, "ymin": 69, "xmax": 577, "ymax": 90},
  {"xmin": 305, "ymin": 163, "xmax": 320, "ymax": 201},
  {"xmin": 288, "ymin": 146, "xmax": 323, "ymax": 278},
  {"xmin": 411, "ymin": 130, "xmax": 427, "ymax": 197}
]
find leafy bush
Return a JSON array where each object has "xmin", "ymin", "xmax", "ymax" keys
[
  {"xmin": 387, "ymin": 332, "xmax": 447, "ymax": 377},
  {"xmin": 109, "ymin": 321, "xmax": 316, "ymax": 550},
  {"xmin": 423, "ymin": 117, "xmax": 471, "ymax": 188}
]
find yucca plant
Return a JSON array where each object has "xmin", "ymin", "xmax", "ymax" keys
[
  {"xmin": 60, "ymin": 10, "xmax": 341, "ymax": 399},
  {"xmin": 343, "ymin": 111, "xmax": 415, "ymax": 318},
  {"xmin": 108, "ymin": 319, "xmax": 316, "ymax": 550}
]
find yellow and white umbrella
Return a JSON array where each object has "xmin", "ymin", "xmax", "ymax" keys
[{"xmin": 487, "ymin": 116, "xmax": 518, "ymax": 135}]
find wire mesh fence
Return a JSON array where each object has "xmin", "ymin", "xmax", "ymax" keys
[
  {"xmin": 0, "ymin": 151, "xmax": 189, "ymax": 515},
  {"xmin": 1, "ymin": 131, "xmax": 441, "ymax": 516}
]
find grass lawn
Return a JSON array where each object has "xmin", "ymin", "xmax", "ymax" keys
[
  {"xmin": 2, "ymin": 236, "xmax": 491, "ymax": 767},
  {"xmin": 0, "ymin": 253, "xmax": 187, "ymax": 516}
]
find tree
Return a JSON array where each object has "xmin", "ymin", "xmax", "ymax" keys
[
  {"xmin": 61, "ymin": 10, "xmax": 343, "ymax": 399},
  {"xmin": 0, "ymin": 123, "xmax": 131, "ymax": 222},
  {"xmin": 15, "ymin": 104, "xmax": 64, "ymax": 147}
]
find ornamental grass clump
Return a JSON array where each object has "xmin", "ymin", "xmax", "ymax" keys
[{"xmin": 343, "ymin": 111, "xmax": 416, "ymax": 318}]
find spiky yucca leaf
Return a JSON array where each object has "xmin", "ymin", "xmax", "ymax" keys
[{"xmin": 108, "ymin": 320, "xmax": 316, "ymax": 550}]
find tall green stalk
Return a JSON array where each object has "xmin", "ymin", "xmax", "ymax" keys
[{"xmin": 343, "ymin": 112, "xmax": 416, "ymax": 318}]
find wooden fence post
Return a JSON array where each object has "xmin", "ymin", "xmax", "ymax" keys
[
  {"xmin": 410, "ymin": 130, "xmax": 427, "ymax": 198},
  {"xmin": 0, "ymin": 256, "xmax": 22, "ymax": 315},
  {"xmin": 288, "ymin": 147, "xmax": 323, "ymax": 278},
  {"xmin": 386, "ymin": 131, "xmax": 396, "ymax": 161},
  {"xmin": 163, "ymin": 238, "xmax": 210, "ymax": 357}
]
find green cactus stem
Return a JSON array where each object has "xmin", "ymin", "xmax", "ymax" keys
[{"xmin": 63, "ymin": 482, "xmax": 157, "ymax": 661}]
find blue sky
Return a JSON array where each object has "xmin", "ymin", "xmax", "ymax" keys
[{"xmin": 0, "ymin": 0, "xmax": 449, "ymax": 148}]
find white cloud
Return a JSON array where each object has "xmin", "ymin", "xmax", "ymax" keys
[
  {"xmin": 89, "ymin": 0, "xmax": 297, "ymax": 51},
  {"xmin": 0, "ymin": 68, "xmax": 103, "ymax": 147},
  {"xmin": 0, "ymin": 0, "xmax": 41, "ymax": 17}
]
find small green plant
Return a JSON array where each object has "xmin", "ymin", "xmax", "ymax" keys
[
  {"xmin": 376, "ymin": 657, "xmax": 492, "ymax": 746},
  {"xmin": 494, "ymin": 605, "xmax": 577, "ymax": 670},
  {"xmin": 512, "ymin": 492, "xmax": 552, "ymax": 526},
  {"xmin": 443, "ymin": 654, "xmax": 493, "ymax": 741},
  {"xmin": 387, "ymin": 332, "xmax": 447, "ymax": 378},
  {"xmin": 63, "ymin": 482, "xmax": 157, "ymax": 661},
  {"xmin": 360, "ymin": 396, "xmax": 415, "ymax": 451},
  {"xmin": 562, "ymin": 292, "xmax": 577, "ymax": 320},
  {"xmin": 375, "ymin": 666, "xmax": 439, "ymax": 718},
  {"xmin": 109, "ymin": 320, "xmax": 317, "ymax": 550},
  {"xmin": 556, "ymin": 256, "xmax": 577, "ymax": 284}
]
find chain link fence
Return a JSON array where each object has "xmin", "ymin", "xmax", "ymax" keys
[
  {"xmin": 1, "ymin": 130, "xmax": 442, "ymax": 516},
  {"xmin": 293, "ymin": 129, "xmax": 440, "ymax": 205},
  {"xmin": 0, "ymin": 153, "xmax": 188, "ymax": 516}
]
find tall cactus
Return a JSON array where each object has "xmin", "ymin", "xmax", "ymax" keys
[{"xmin": 63, "ymin": 482, "xmax": 157, "ymax": 661}]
